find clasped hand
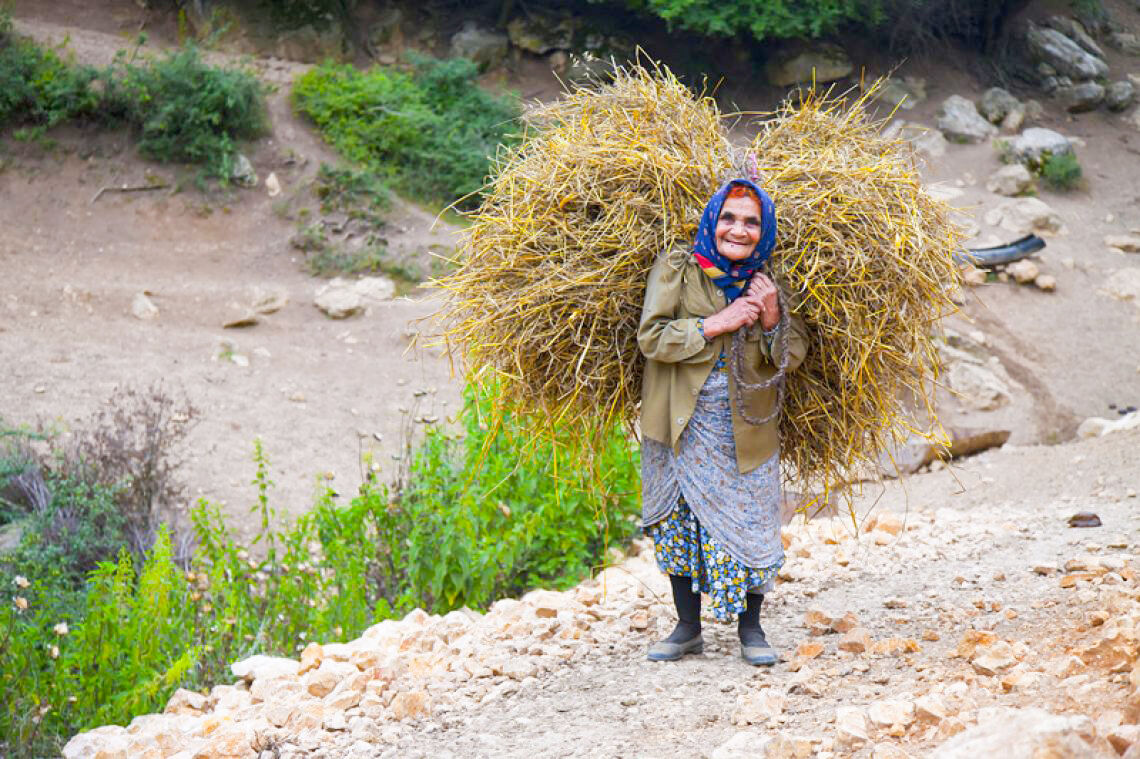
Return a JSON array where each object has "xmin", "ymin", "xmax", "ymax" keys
[{"xmin": 701, "ymin": 275, "xmax": 780, "ymax": 339}]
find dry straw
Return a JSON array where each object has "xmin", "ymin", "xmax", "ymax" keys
[{"xmin": 433, "ymin": 62, "xmax": 964, "ymax": 510}]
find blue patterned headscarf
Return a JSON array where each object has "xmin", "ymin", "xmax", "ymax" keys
[{"xmin": 691, "ymin": 178, "xmax": 777, "ymax": 302}]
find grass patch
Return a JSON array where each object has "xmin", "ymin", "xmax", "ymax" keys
[
  {"xmin": 292, "ymin": 55, "xmax": 520, "ymax": 209},
  {"xmin": 1039, "ymin": 150, "xmax": 1082, "ymax": 191}
]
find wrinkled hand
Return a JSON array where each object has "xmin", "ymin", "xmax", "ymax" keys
[
  {"xmin": 702, "ymin": 297, "xmax": 760, "ymax": 339},
  {"xmin": 746, "ymin": 274, "xmax": 780, "ymax": 331}
]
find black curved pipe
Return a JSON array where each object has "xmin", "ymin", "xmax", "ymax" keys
[{"xmin": 953, "ymin": 234, "xmax": 1046, "ymax": 268}]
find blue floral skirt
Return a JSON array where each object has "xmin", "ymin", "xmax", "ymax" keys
[{"xmin": 648, "ymin": 498, "xmax": 783, "ymax": 622}]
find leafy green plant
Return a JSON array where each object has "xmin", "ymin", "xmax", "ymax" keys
[
  {"xmin": 1039, "ymin": 151, "xmax": 1082, "ymax": 191},
  {"xmin": 618, "ymin": 0, "xmax": 877, "ymax": 41},
  {"xmin": 292, "ymin": 56, "xmax": 520, "ymax": 208},
  {"xmin": 388, "ymin": 383, "xmax": 641, "ymax": 611},
  {"xmin": 0, "ymin": 382, "xmax": 639, "ymax": 756},
  {"xmin": 0, "ymin": 13, "xmax": 100, "ymax": 130},
  {"xmin": 108, "ymin": 46, "xmax": 267, "ymax": 177}
]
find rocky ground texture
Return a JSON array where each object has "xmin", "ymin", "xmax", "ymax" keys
[{"xmin": 64, "ymin": 429, "xmax": 1140, "ymax": 759}]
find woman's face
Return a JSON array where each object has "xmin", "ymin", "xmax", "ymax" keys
[{"xmin": 715, "ymin": 194, "xmax": 762, "ymax": 262}]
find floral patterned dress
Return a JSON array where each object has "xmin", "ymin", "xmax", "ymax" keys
[{"xmin": 642, "ymin": 360, "xmax": 784, "ymax": 622}]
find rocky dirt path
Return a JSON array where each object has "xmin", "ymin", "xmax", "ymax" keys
[{"xmin": 65, "ymin": 428, "xmax": 1140, "ymax": 758}]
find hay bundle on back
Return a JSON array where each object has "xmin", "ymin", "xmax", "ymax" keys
[
  {"xmin": 437, "ymin": 64, "xmax": 730, "ymax": 432},
  {"xmin": 435, "ymin": 64, "xmax": 964, "ymax": 507},
  {"xmin": 751, "ymin": 90, "xmax": 965, "ymax": 504}
]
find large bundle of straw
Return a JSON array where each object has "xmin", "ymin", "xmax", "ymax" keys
[
  {"xmin": 437, "ymin": 64, "xmax": 731, "ymax": 432},
  {"xmin": 435, "ymin": 64, "xmax": 964, "ymax": 504},
  {"xmin": 751, "ymin": 91, "xmax": 964, "ymax": 502}
]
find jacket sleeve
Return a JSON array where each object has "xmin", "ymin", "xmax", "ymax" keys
[
  {"xmin": 759, "ymin": 285, "xmax": 809, "ymax": 372},
  {"xmin": 637, "ymin": 248, "xmax": 717, "ymax": 364}
]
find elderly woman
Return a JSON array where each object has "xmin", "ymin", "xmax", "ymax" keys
[{"xmin": 638, "ymin": 178, "xmax": 808, "ymax": 665}]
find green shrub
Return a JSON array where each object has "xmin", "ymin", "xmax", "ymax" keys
[
  {"xmin": 1, "ymin": 14, "xmax": 266, "ymax": 180},
  {"xmin": 1039, "ymin": 151, "xmax": 1082, "ymax": 191},
  {"xmin": 619, "ymin": 0, "xmax": 877, "ymax": 40},
  {"xmin": 0, "ymin": 385, "xmax": 638, "ymax": 756},
  {"xmin": 109, "ymin": 46, "xmax": 267, "ymax": 177},
  {"xmin": 390, "ymin": 383, "xmax": 641, "ymax": 610},
  {"xmin": 0, "ymin": 14, "xmax": 99, "ymax": 130},
  {"xmin": 292, "ymin": 56, "xmax": 520, "ymax": 208}
]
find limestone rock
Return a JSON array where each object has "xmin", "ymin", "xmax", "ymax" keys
[
  {"xmin": 985, "ymin": 197, "xmax": 1063, "ymax": 236},
  {"xmin": 506, "ymin": 14, "xmax": 574, "ymax": 55},
  {"xmin": 1035, "ymin": 274, "xmax": 1057, "ymax": 292},
  {"xmin": 1109, "ymin": 31, "xmax": 1140, "ymax": 56},
  {"xmin": 732, "ymin": 690, "xmax": 787, "ymax": 725},
  {"xmin": 314, "ymin": 276, "xmax": 394, "ymax": 319},
  {"xmin": 1106, "ymin": 81, "xmax": 1136, "ymax": 112},
  {"xmin": 389, "ymin": 690, "xmax": 431, "ymax": 720},
  {"xmin": 1007, "ymin": 260, "xmax": 1040, "ymax": 284},
  {"xmin": 230, "ymin": 654, "xmax": 299, "ymax": 683},
  {"xmin": 765, "ymin": 44, "xmax": 853, "ymax": 87},
  {"xmin": 450, "ymin": 22, "xmax": 509, "ymax": 72},
  {"xmin": 1103, "ymin": 268, "xmax": 1140, "ymax": 302},
  {"xmin": 1005, "ymin": 128, "xmax": 1073, "ymax": 167},
  {"xmin": 836, "ymin": 706, "xmax": 870, "ymax": 749},
  {"xmin": 1057, "ymin": 81, "xmax": 1105, "ymax": 113},
  {"xmin": 230, "ymin": 153, "xmax": 257, "ymax": 188},
  {"xmin": 304, "ymin": 659, "xmax": 359, "ymax": 698},
  {"xmin": 1045, "ymin": 16, "xmax": 1105, "ymax": 58},
  {"xmin": 1109, "ymin": 725, "xmax": 1140, "ymax": 755},
  {"xmin": 930, "ymin": 707, "xmax": 1116, "ymax": 758},
  {"xmin": 131, "ymin": 292, "xmax": 158, "ymax": 321},
  {"xmin": 709, "ymin": 732, "xmax": 780, "ymax": 759},
  {"xmin": 314, "ymin": 284, "xmax": 362, "ymax": 320},
  {"xmin": 192, "ymin": 723, "xmax": 255, "ymax": 759},
  {"xmin": 1105, "ymin": 234, "xmax": 1140, "ymax": 253},
  {"xmin": 946, "ymin": 360, "xmax": 1012, "ymax": 411},
  {"xmin": 979, "ymin": 87, "xmax": 1021, "ymax": 124},
  {"xmin": 165, "ymin": 688, "xmax": 208, "ymax": 715},
  {"xmin": 63, "ymin": 726, "xmax": 131, "ymax": 759},
  {"xmin": 838, "ymin": 627, "xmax": 873, "ymax": 653},
  {"xmin": 876, "ymin": 77, "xmax": 927, "ymax": 110},
  {"xmin": 1025, "ymin": 23, "xmax": 1109, "ymax": 81},
  {"xmin": 986, "ymin": 164, "xmax": 1033, "ymax": 196},
  {"xmin": 872, "ymin": 745, "xmax": 915, "ymax": 759},
  {"xmin": 937, "ymin": 96, "xmax": 998, "ymax": 143},
  {"xmin": 868, "ymin": 699, "xmax": 916, "ymax": 728},
  {"xmin": 972, "ymin": 641, "xmax": 1018, "ymax": 675},
  {"xmin": 915, "ymin": 693, "xmax": 949, "ymax": 724}
]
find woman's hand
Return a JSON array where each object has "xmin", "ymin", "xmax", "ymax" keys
[
  {"xmin": 701, "ymin": 297, "xmax": 761, "ymax": 339},
  {"xmin": 746, "ymin": 274, "xmax": 780, "ymax": 331}
]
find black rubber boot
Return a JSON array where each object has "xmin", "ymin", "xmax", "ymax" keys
[
  {"xmin": 647, "ymin": 575, "xmax": 704, "ymax": 661},
  {"xmin": 738, "ymin": 592, "xmax": 777, "ymax": 666}
]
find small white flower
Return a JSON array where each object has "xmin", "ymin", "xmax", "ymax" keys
[
  {"xmin": 49, "ymin": 645, "xmax": 60, "ymax": 659},
  {"xmin": 14, "ymin": 576, "xmax": 30, "ymax": 589},
  {"xmin": 53, "ymin": 622, "xmax": 69, "ymax": 636},
  {"xmin": 14, "ymin": 596, "xmax": 28, "ymax": 611}
]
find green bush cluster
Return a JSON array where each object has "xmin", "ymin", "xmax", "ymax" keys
[
  {"xmin": 621, "ymin": 0, "xmax": 876, "ymax": 42},
  {"xmin": 108, "ymin": 47, "xmax": 266, "ymax": 177},
  {"xmin": 1039, "ymin": 151, "xmax": 1082, "ymax": 191},
  {"xmin": 0, "ymin": 14, "xmax": 99, "ymax": 131},
  {"xmin": 292, "ymin": 56, "xmax": 520, "ymax": 208},
  {"xmin": 0, "ymin": 386, "xmax": 639, "ymax": 757},
  {"xmin": 0, "ymin": 14, "xmax": 265, "ymax": 179}
]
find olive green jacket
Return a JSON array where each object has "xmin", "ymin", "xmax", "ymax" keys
[{"xmin": 638, "ymin": 246, "xmax": 809, "ymax": 474}]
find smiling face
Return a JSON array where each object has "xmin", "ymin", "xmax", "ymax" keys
[{"xmin": 715, "ymin": 193, "xmax": 762, "ymax": 262}]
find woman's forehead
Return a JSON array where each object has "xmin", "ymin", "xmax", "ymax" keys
[{"xmin": 720, "ymin": 194, "xmax": 761, "ymax": 217}]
